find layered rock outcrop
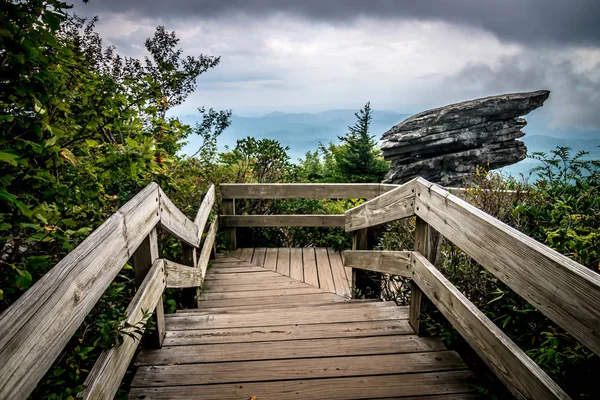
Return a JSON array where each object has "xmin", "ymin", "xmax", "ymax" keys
[{"xmin": 381, "ymin": 90, "xmax": 550, "ymax": 186}]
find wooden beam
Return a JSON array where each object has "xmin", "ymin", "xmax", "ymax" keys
[
  {"xmin": 0, "ymin": 182, "xmax": 160, "ymax": 399},
  {"xmin": 221, "ymin": 198, "xmax": 236, "ymax": 250},
  {"xmin": 80, "ymin": 259, "xmax": 166, "ymax": 399},
  {"xmin": 411, "ymin": 251, "xmax": 569, "ymax": 400},
  {"xmin": 194, "ymin": 185, "xmax": 215, "ymax": 242},
  {"xmin": 343, "ymin": 251, "xmax": 412, "ymax": 277},
  {"xmin": 410, "ymin": 217, "xmax": 442, "ymax": 336},
  {"xmin": 198, "ymin": 220, "xmax": 218, "ymax": 280},
  {"xmin": 414, "ymin": 178, "xmax": 600, "ymax": 357},
  {"xmin": 344, "ymin": 179, "xmax": 416, "ymax": 232},
  {"xmin": 220, "ymin": 183, "xmax": 381, "ymax": 199},
  {"xmin": 220, "ymin": 215, "xmax": 345, "ymax": 228},
  {"xmin": 165, "ymin": 259, "xmax": 204, "ymax": 288},
  {"xmin": 181, "ymin": 243, "xmax": 198, "ymax": 307},
  {"xmin": 158, "ymin": 187, "xmax": 199, "ymax": 247},
  {"xmin": 132, "ymin": 228, "xmax": 164, "ymax": 348}
]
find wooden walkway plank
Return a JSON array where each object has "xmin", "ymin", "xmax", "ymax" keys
[
  {"xmin": 202, "ymin": 280, "xmax": 309, "ymax": 293},
  {"xmin": 289, "ymin": 247, "xmax": 304, "ymax": 281},
  {"xmin": 251, "ymin": 247, "xmax": 266, "ymax": 266},
  {"xmin": 302, "ymin": 247, "xmax": 319, "ymax": 287},
  {"xmin": 276, "ymin": 248, "xmax": 291, "ymax": 275},
  {"xmin": 136, "ymin": 334, "xmax": 446, "ymax": 365},
  {"xmin": 198, "ymin": 287, "xmax": 326, "ymax": 300},
  {"xmin": 315, "ymin": 248, "xmax": 336, "ymax": 293},
  {"xmin": 328, "ymin": 247, "xmax": 351, "ymax": 297},
  {"xmin": 132, "ymin": 351, "xmax": 466, "ymax": 387},
  {"xmin": 239, "ymin": 248, "xmax": 254, "ymax": 263},
  {"xmin": 163, "ymin": 319, "xmax": 414, "ymax": 346},
  {"xmin": 129, "ymin": 370, "xmax": 474, "ymax": 400},
  {"xmin": 195, "ymin": 292, "xmax": 355, "ymax": 309},
  {"xmin": 263, "ymin": 248, "xmax": 278, "ymax": 271}
]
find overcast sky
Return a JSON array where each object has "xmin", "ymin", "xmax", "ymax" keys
[{"xmin": 71, "ymin": 0, "xmax": 600, "ymax": 131}]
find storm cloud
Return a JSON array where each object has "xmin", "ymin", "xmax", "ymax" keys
[{"xmin": 70, "ymin": 0, "xmax": 600, "ymax": 131}]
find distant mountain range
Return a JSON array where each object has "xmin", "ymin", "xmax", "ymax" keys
[{"xmin": 178, "ymin": 109, "xmax": 600, "ymax": 179}]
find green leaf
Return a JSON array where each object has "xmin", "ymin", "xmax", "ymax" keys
[
  {"xmin": 0, "ymin": 222, "xmax": 11, "ymax": 230},
  {"xmin": 0, "ymin": 150, "xmax": 21, "ymax": 166},
  {"xmin": 0, "ymin": 288, "xmax": 3, "ymax": 300},
  {"xmin": 0, "ymin": 187, "xmax": 17, "ymax": 204},
  {"xmin": 15, "ymin": 270, "xmax": 33, "ymax": 290},
  {"xmin": 35, "ymin": 213, "xmax": 48, "ymax": 224}
]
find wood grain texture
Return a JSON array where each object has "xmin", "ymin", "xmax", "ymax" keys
[
  {"xmin": 203, "ymin": 280, "xmax": 310, "ymax": 293},
  {"xmin": 195, "ymin": 293, "xmax": 352, "ymax": 310},
  {"xmin": 263, "ymin": 248, "xmax": 278, "ymax": 271},
  {"xmin": 193, "ymin": 185, "xmax": 215, "ymax": 240},
  {"xmin": 252, "ymin": 247, "xmax": 266, "ymax": 266},
  {"xmin": 288, "ymin": 248, "xmax": 303, "ymax": 280},
  {"xmin": 239, "ymin": 247, "xmax": 254, "ymax": 263},
  {"xmin": 221, "ymin": 198, "xmax": 236, "ymax": 250},
  {"xmin": 199, "ymin": 287, "xmax": 326, "ymax": 301},
  {"xmin": 0, "ymin": 182, "xmax": 160, "ymax": 399},
  {"xmin": 345, "ymin": 179, "xmax": 416, "ymax": 231},
  {"xmin": 132, "ymin": 228, "xmax": 164, "ymax": 348},
  {"xmin": 412, "ymin": 251, "xmax": 568, "ymax": 400},
  {"xmin": 163, "ymin": 319, "xmax": 413, "ymax": 346},
  {"xmin": 276, "ymin": 248, "xmax": 291, "ymax": 275},
  {"xmin": 343, "ymin": 250, "xmax": 412, "ymax": 276},
  {"xmin": 197, "ymin": 219, "xmax": 217, "ymax": 280},
  {"xmin": 414, "ymin": 178, "xmax": 600, "ymax": 357},
  {"xmin": 164, "ymin": 259, "xmax": 204, "ymax": 288},
  {"xmin": 221, "ymin": 214, "xmax": 345, "ymax": 227},
  {"xmin": 80, "ymin": 259, "xmax": 166, "ymax": 399},
  {"xmin": 410, "ymin": 217, "xmax": 442, "ymax": 336},
  {"xmin": 302, "ymin": 247, "xmax": 319, "ymax": 287},
  {"xmin": 132, "ymin": 351, "xmax": 466, "ymax": 387},
  {"xmin": 315, "ymin": 248, "xmax": 335, "ymax": 292},
  {"xmin": 327, "ymin": 248, "xmax": 351, "ymax": 298},
  {"xmin": 158, "ymin": 187, "xmax": 199, "ymax": 247},
  {"xmin": 129, "ymin": 370, "xmax": 474, "ymax": 399},
  {"xmin": 220, "ymin": 183, "xmax": 382, "ymax": 199},
  {"xmin": 136, "ymin": 334, "xmax": 443, "ymax": 365}
]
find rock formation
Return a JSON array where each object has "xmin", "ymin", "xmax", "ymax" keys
[{"xmin": 381, "ymin": 90, "xmax": 550, "ymax": 186}]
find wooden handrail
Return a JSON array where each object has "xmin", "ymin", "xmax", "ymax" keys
[
  {"xmin": 343, "ymin": 178, "xmax": 600, "ymax": 399},
  {"xmin": 0, "ymin": 182, "xmax": 217, "ymax": 399},
  {"xmin": 220, "ymin": 183, "xmax": 387, "ymax": 199}
]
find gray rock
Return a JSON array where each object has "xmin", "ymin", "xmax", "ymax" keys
[{"xmin": 381, "ymin": 90, "xmax": 550, "ymax": 186}]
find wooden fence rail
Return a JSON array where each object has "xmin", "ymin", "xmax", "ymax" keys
[
  {"xmin": 0, "ymin": 183, "xmax": 216, "ymax": 400},
  {"xmin": 343, "ymin": 178, "xmax": 600, "ymax": 400}
]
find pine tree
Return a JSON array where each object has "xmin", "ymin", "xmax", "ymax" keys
[{"xmin": 335, "ymin": 102, "xmax": 389, "ymax": 182}]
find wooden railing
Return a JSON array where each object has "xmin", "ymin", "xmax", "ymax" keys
[
  {"xmin": 0, "ymin": 183, "xmax": 217, "ymax": 400},
  {"xmin": 219, "ymin": 183, "xmax": 397, "ymax": 250},
  {"xmin": 343, "ymin": 177, "xmax": 600, "ymax": 400}
]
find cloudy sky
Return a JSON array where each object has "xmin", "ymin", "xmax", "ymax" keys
[{"xmin": 72, "ymin": 0, "xmax": 600, "ymax": 132}]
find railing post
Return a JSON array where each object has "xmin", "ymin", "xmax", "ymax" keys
[
  {"xmin": 181, "ymin": 244, "xmax": 199, "ymax": 308},
  {"xmin": 351, "ymin": 228, "xmax": 369, "ymax": 298},
  {"xmin": 222, "ymin": 198, "xmax": 236, "ymax": 250},
  {"xmin": 409, "ymin": 216, "xmax": 442, "ymax": 336},
  {"xmin": 132, "ymin": 227, "xmax": 165, "ymax": 348}
]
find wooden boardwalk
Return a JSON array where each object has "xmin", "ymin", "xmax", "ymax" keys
[{"xmin": 129, "ymin": 250, "xmax": 477, "ymax": 399}]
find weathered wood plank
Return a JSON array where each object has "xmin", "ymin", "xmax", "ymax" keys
[
  {"xmin": 193, "ymin": 185, "xmax": 215, "ymax": 241},
  {"xmin": 315, "ymin": 248, "xmax": 335, "ymax": 292},
  {"xmin": 276, "ymin": 247, "xmax": 290, "ymax": 275},
  {"xmin": 164, "ymin": 259, "xmax": 204, "ymax": 288},
  {"xmin": 132, "ymin": 351, "xmax": 466, "ymax": 387},
  {"xmin": 221, "ymin": 214, "xmax": 345, "ymax": 227},
  {"xmin": 197, "ymin": 219, "xmax": 217, "ymax": 279},
  {"xmin": 204, "ymin": 271, "xmax": 273, "ymax": 281},
  {"xmin": 252, "ymin": 247, "xmax": 266, "ymax": 266},
  {"xmin": 163, "ymin": 303, "xmax": 408, "ymax": 330},
  {"xmin": 199, "ymin": 286, "xmax": 326, "ymax": 300},
  {"xmin": 158, "ymin": 187, "xmax": 199, "ymax": 247},
  {"xmin": 289, "ymin": 247, "xmax": 303, "ymax": 280},
  {"xmin": 132, "ymin": 228, "xmax": 164, "ymax": 348},
  {"xmin": 263, "ymin": 248, "xmax": 278, "ymax": 271},
  {"xmin": 221, "ymin": 198, "xmax": 236, "ymax": 250},
  {"xmin": 136, "ymin": 333, "xmax": 442, "ymax": 365},
  {"xmin": 196, "ymin": 293, "xmax": 351, "ymax": 309},
  {"xmin": 80, "ymin": 259, "xmax": 166, "ymax": 399},
  {"xmin": 220, "ymin": 183, "xmax": 382, "ymax": 199},
  {"xmin": 119, "ymin": 183, "xmax": 161, "ymax": 252},
  {"xmin": 163, "ymin": 318, "xmax": 413, "ymax": 346},
  {"xmin": 327, "ymin": 248, "xmax": 351, "ymax": 297},
  {"xmin": 129, "ymin": 370, "xmax": 474, "ymax": 400},
  {"xmin": 180, "ymin": 243, "xmax": 198, "ymax": 307},
  {"xmin": 414, "ymin": 178, "xmax": 600, "ymax": 357},
  {"xmin": 0, "ymin": 197, "xmax": 140, "ymax": 398},
  {"xmin": 410, "ymin": 217, "xmax": 443, "ymax": 336},
  {"xmin": 302, "ymin": 247, "xmax": 319, "ymax": 287},
  {"xmin": 412, "ymin": 251, "xmax": 569, "ymax": 400},
  {"xmin": 203, "ymin": 280, "xmax": 310, "ymax": 293},
  {"xmin": 343, "ymin": 250, "xmax": 412, "ymax": 276},
  {"xmin": 239, "ymin": 247, "xmax": 254, "ymax": 263},
  {"xmin": 345, "ymin": 179, "xmax": 416, "ymax": 231},
  {"xmin": 208, "ymin": 265, "xmax": 268, "ymax": 274}
]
